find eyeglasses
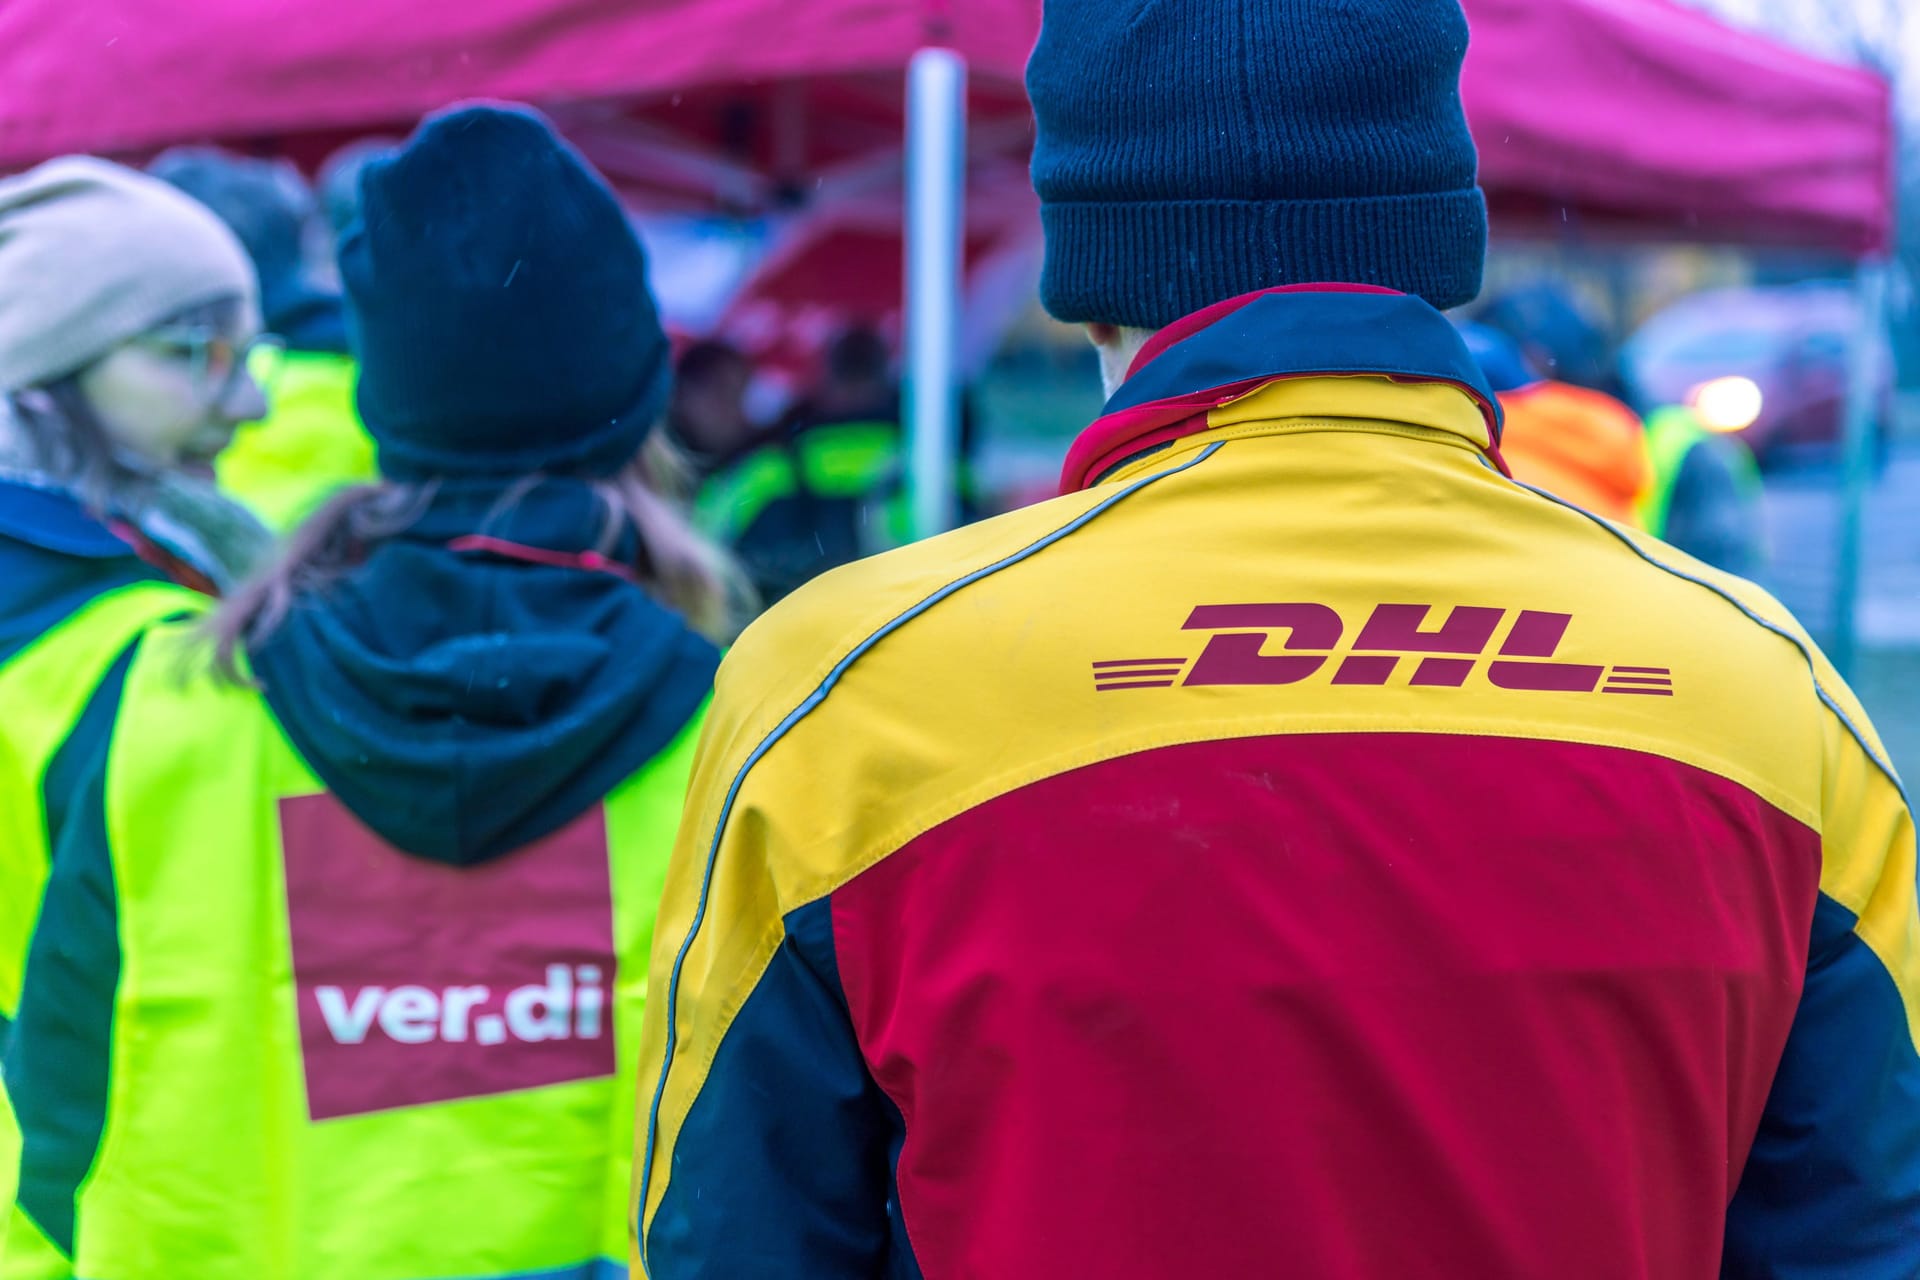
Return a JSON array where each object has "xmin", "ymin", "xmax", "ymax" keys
[{"xmin": 131, "ymin": 327, "xmax": 289, "ymax": 401}]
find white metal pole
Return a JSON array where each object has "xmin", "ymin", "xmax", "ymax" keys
[
  {"xmin": 1831, "ymin": 258, "xmax": 1889, "ymax": 678},
  {"xmin": 904, "ymin": 47, "xmax": 968, "ymax": 541}
]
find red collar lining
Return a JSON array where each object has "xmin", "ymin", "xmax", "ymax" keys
[
  {"xmin": 1065, "ymin": 284, "xmax": 1508, "ymax": 493},
  {"xmin": 1065, "ymin": 371, "xmax": 1510, "ymax": 493},
  {"xmin": 106, "ymin": 520, "xmax": 220, "ymax": 597}
]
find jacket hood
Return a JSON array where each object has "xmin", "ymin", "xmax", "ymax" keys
[{"xmin": 251, "ymin": 478, "xmax": 717, "ymax": 865}]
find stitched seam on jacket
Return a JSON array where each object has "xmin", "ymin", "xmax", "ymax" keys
[
  {"xmin": 1101, "ymin": 418, "xmax": 1483, "ymax": 487},
  {"xmin": 783, "ymin": 719, "xmax": 1823, "ymax": 914}
]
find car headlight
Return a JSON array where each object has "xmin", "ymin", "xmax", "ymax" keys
[{"xmin": 1687, "ymin": 376, "xmax": 1764, "ymax": 433}]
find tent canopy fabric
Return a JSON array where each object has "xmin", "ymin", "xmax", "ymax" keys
[
  {"xmin": 1461, "ymin": 0, "xmax": 1894, "ymax": 255},
  {"xmin": 0, "ymin": 0, "xmax": 1040, "ymax": 211},
  {"xmin": 552, "ymin": 73, "xmax": 1037, "ymax": 214},
  {"xmin": 0, "ymin": 0, "xmax": 1891, "ymax": 253}
]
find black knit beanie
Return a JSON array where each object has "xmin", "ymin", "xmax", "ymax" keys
[
  {"xmin": 1027, "ymin": 0, "xmax": 1489, "ymax": 329},
  {"xmin": 341, "ymin": 103, "xmax": 670, "ymax": 482}
]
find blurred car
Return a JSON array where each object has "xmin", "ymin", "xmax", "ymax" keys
[{"xmin": 1621, "ymin": 283, "xmax": 1891, "ymax": 468}]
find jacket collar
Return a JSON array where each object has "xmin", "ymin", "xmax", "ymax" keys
[
  {"xmin": 0, "ymin": 477, "xmax": 141, "ymax": 559},
  {"xmin": 1061, "ymin": 285, "xmax": 1505, "ymax": 494},
  {"xmin": 0, "ymin": 479, "xmax": 227, "ymax": 594}
]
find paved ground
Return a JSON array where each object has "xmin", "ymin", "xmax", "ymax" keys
[{"xmin": 1760, "ymin": 447, "xmax": 1920, "ymax": 778}]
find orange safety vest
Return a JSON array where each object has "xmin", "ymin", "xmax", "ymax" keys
[{"xmin": 1496, "ymin": 381, "xmax": 1651, "ymax": 526}]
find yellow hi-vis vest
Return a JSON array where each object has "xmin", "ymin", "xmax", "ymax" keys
[
  {"xmin": 0, "ymin": 582, "xmax": 200, "ymax": 1022},
  {"xmin": 217, "ymin": 351, "xmax": 378, "ymax": 533},
  {"xmin": 1634, "ymin": 406, "xmax": 1763, "ymax": 539},
  {"xmin": 30, "ymin": 622, "xmax": 698, "ymax": 1279}
]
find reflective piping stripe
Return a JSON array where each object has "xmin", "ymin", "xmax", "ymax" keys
[
  {"xmin": 1515, "ymin": 478, "xmax": 1906, "ymax": 804},
  {"xmin": 634, "ymin": 440, "xmax": 1226, "ymax": 1270}
]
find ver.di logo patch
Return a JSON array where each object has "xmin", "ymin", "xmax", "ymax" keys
[
  {"xmin": 1094, "ymin": 603, "xmax": 1671, "ymax": 696},
  {"xmin": 281, "ymin": 794, "xmax": 618, "ymax": 1121}
]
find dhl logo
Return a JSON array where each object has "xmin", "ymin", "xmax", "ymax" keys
[{"xmin": 1094, "ymin": 604, "xmax": 1672, "ymax": 696}]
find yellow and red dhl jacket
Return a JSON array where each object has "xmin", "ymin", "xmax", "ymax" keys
[{"xmin": 634, "ymin": 285, "xmax": 1919, "ymax": 1279}]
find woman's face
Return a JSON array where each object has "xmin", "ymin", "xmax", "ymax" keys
[{"xmin": 76, "ymin": 302, "xmax": 270, "ymax": 472}]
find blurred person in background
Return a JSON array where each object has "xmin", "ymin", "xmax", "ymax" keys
[
  {"xmin": 1636, "ymin": 400, "xmax": 1766, "ymax": 578},
  {"xmin": 1458, "ymin": 320, "xmax": 1651, "ymax": 525},
  {"xmin": 0, "ymin": 157, "xmax": 270, "ymax": 1049},
  {"xmin": 634, "ymin": 0, "xmax": 1920, "ymax": 1275},
  {"xmin": 153, "ymin": 147, "xmax": 380, "ymax": 532},
  {"xmin": 1477, "ymin": 282, "xmax": 1627, "ymax": 398},
  {"xmin": 317, "ymin": 138, "xmax": 398, "ymax": 244},
  {"xmin": 782, "ymin": 324, "xmax": 899, "ymax": 434},
  {"xmin": 696, "ymin": 325, "xmax": 912, "ymax": 602},
  {"xmin": 665, "ymin": 338, "xmax": 763, "ymax": 480},
  {"xmin": 1479, "ymin": 284, "xmax": 1763, "ymax": 574},
  {"xmin": 3, "ymin": 105, "xmax": 741, "ymax": 1278}
]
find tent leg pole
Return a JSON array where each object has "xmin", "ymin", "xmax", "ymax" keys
[
  {"xmin": 904, "ymin": 46, "xmax": 968, "ymax": 542},
  {"xmin": 1831, "ymin": 260, "xmax": 1888, "ymax": 679}
]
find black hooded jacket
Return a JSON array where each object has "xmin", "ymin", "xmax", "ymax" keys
[{"xmin": 250, "ymin": 479, "xmax": 718, "ymax": 864}]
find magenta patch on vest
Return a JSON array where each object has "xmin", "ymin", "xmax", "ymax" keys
[{"xmin": 280, "ymin": 794, "xmax": 617, "ymax": 1121}]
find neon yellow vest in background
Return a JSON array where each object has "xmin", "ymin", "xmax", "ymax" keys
[
  {"xmin": 218, "ymin": 352, "xmax": 379, "ymax": 533},
  {"xmin": 0, "ymin": 583, "xmax": 199, "ymax": 1023},
  {"xmin": 1635, "ymin": 405, "xmax": 1763, "ymax": 538},
  {"xmin": 695, "ymin": 420, "xmax": 911, "ymax": 550},
  {"xmin": 23, "ymin": 622, "xmax": 698, "ymax": 1279}
]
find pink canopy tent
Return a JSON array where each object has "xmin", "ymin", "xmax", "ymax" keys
[
  {"xmin": 0, "ymin": 0, "xmax": 1890, "ymax": 250},
  {"xmin": 3, "ymin": 0, "xmax": 1891, "ymax": 259},
  {"xmin": 1460, "ymin": 0, "xmax": 1894, "ymax": 255},
  {"xmin": 0, "ymin": 0, "xmax": 1896, "ymax": 234},
  {"xmin": 0, "ymin": 0, "xmax": 1037, "ymax": 181}
]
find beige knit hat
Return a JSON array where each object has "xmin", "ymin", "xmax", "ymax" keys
[{"xmin": 0, "ymin": 156, "xmax": 259, "ymax": 392}]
